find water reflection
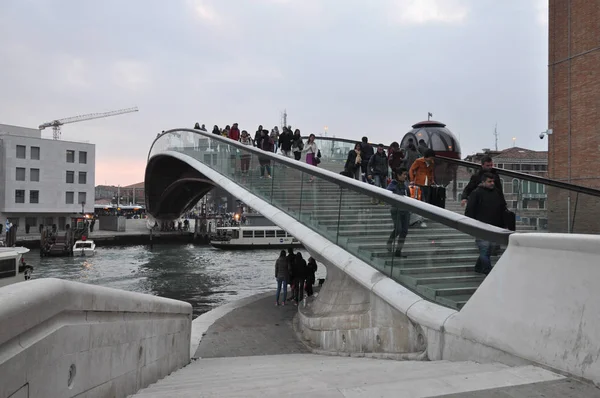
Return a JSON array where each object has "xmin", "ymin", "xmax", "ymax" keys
[{"xmin": 29, "ymin": 244, "xmax": 322, "ymax": 318}]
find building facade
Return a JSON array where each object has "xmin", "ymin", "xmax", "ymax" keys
[
  {"xmin": 548, "ymin": 0, "xmax": 600, "ymax": 233},
  {"xmin": 0, "ymin": 124, "xmax": 95, "ymax": 233},
  {"xmin": 94, "ymin": 182, "xmax": 145, "ymax": 206}
]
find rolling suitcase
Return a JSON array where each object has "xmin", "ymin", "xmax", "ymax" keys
[{"xmin": 428, "ymin": 185, "xmax": 446, "ymax": 209}]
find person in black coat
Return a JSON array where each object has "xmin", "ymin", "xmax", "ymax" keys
[
  {"xmin": 461, "ymin": 155, "xmax": 504, "ymax": 207},
  {"xmin": 465, "ymin": 172, "xmax": 507, "ymax": 274},
  {"xmin": 344, "ymin": 143, "xmax": 362, "ymax": 179},
  {"xmin": 359, "ymin": 136, "xmax": 374, "ymax": 175},
  {"xmin": 306, "ymin": 257, "xmax": 318, "ymax": 297},
  {"xmin": 279, "ymin": 128, "xmax": 294, "ymax": 157},
  {"xmin": 292, "ymin": 252, "xmax": 307, "ymax": 304}
]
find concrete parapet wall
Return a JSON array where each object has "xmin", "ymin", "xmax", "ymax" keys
[
  {"xmin": 0, "ymin": 278, "xmax": 192, "ymax": 398},
  {"xmin": 443, "ymin": 233, "xmax": 600, "ymax": 385}
]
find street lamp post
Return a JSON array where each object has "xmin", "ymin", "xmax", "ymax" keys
[{"xmin": 81, "ymin": 201, "xmax": 86, "ymax": 215}]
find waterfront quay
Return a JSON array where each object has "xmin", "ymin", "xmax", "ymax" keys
[{"xmin": 12, "ymin": 218, "xmax": 206, "ymax": 248}]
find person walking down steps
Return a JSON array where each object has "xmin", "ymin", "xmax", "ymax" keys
[{"xmin": 386, "ymin": 167, "xmax": 410, "ymax": 258}]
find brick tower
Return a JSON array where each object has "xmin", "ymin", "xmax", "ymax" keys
[{"xmin": 548, "ymin": 0, "xmax": 600, "ymax": 233}]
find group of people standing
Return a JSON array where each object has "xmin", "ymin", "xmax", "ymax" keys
[
  {"xmin": 197, "ymin": 123, "xmax": 321, "ymax": 179},
  {"xmin": 274, "ymin": 249, "xmax": 318, "ymax": 306}
]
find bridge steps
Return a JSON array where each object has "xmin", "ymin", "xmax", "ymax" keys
[{"xmin": 240, "ymin": 179, "xmax": 514, "ymax": 310}]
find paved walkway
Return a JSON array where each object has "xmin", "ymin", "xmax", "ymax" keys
[
  {"xmin": 194, "ymin": 292, "xmax": 309, "ymax": 358},
  {"xmin": 133, "ymin": 291, "xmax": 600, "ymax": 397}
]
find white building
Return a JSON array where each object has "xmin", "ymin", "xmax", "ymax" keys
[{"xmin": 0, "ymin": 124, "xmax": 95, "ymax": 233}]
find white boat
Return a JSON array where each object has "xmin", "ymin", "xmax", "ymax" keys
[
  {"xmin": 210, "ymin": 226, "xmax": 303, "ymax": 250},
  {"xmin": 73, "ymin": 239, "xmax": 96, "ymax": 257},
  {"xmin": 0, "ymin": 247, "xmax": 33, "ymax": 288}
]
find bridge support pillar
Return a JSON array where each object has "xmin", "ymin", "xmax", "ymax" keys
[{"xmin": 295, "ymin": 263, "xmax": 427, "ymax": 357}]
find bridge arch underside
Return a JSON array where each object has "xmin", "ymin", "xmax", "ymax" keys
[{"xmin": 145, "ymin": 155, "xmax": 215, "ymax": 220}]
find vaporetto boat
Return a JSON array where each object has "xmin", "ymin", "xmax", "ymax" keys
[
  {"xmin": 0, "ymin": 246, "xmax": 33, "ymax": 288},
  {"xmin": 210, "ymin": 226, "xmax": 303, "ymax": 250}
]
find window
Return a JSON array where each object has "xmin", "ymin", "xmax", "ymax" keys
[
  {"xmin": 512, "ymin": 179, "xmax": 520, "ymax": 195},
  {"xmin": 31, "ymin": 146, "xmax": 40, "ymax": 160},
  {"xmin": 78, "ymin": 192, "xmax": 86, "ymax": 204},
  {"xmin": 254, "ymin": 230, "xmax": 265, "ymax": 238},
  {"xmin": 66, "ymin": 150, "xmax": 75, "ymax": 163},
  {"xmin": 0, "ymin": 258, "xmax": 17, "ymax": 279},
  {"xmin": 265, "ymin": 230, "xmax": 275, "ymax": 238},
  {"xmin": 16, "ymin": 167, "xmax": 25, "ymax": 181},
  {"xmin": 15, "ymin": 190, "xmax": 25, "ymax": 203},
  {"xmin": 30, "ymin": 168, "xmax": 40, "ymax": 182},
  {"xmin": 16, "ymin": 145, "xmax": 26, "ymax": 159},
  {"xmin": 242, "ymin": 230, "xmax": 253, "ymax": 238},
  {"xmin": 276, "ymin": 230, "xmax": 286, "ymax": 238},
  {"xmin": 29, "ymin": 190, "xmax": 39, "ymax": 204},
  {"xmin": 521, "ymin": 164, "xmax": 532, "ymax": 171},
  {"xmin": 78, "ymin": 172, "xmax": 87, "ymax": 184},
  {"xmin": 66, "ymin": 171, "xmax": 74, "ymax": 183},
  {"xmin": 79, "ymin": 151, "xmax": 87, "ymax": 164},
  {"xmin": 232, "ymin": 230, "xmax": 239, "ymax": 239},
  {"xmin": 66, "ymin": 191, "xmax": 74, "ymax": 204},
  {"xmin": 25, "ymin": 217, "xmax": 37, "ymax": 227}
]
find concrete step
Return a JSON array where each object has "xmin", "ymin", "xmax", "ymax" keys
[
  {"xmin": 132, "ymin": 354, "xmax": 564, "ymax": 397},
  {"xmin": 436, "ymin": 294, "xmax": 474, "ymax": 310},
  {"xmin": 370, "ymin": 246, "xmax": 484, "ymax": 259},
  {"xmin": 398, "ymin": 272, "xmax": 486, "ymax": 287},
  {"xmin": 398, "ymin": 264, "xmax": 476, "ymax": 275}
]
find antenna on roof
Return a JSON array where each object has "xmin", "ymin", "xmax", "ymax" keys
[
  {"xmin": 494, "ymin": 123, "xmax": 499, "ymax": 151},
  {"xmin": 427, "ymin": 112, "xmax": 433, "ymax": 121}
]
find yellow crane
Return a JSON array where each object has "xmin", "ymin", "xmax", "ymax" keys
[{"xmin": 39, "ymin": 106, "xmax": 139, "ymax": 140}]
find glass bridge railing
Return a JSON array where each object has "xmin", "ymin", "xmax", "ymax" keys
[
  {"xmin": 309, "ymin": 136, "xmax": 600, "ymax": 235},
  {"xmin": 149, "ymin": 129, "xmax": 514, "ymax": 311}
]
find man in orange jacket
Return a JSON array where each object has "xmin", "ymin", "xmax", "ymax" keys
[{"xmin": 409, "ymin": 149, "xmax": 436, "ymax": 187}]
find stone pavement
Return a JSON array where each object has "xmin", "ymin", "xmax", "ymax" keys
[
  {"xmin": 193, "ymin": 292, "xmax": 309, "ymax": 358},
  {"xmin": 438, "ymin": 378, "xmax": 600, "ymax": 397}
]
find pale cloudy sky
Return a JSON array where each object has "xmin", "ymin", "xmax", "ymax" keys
[{"xmin": 0, "ymin": 0, "xmax": 549, "ymax": 186}]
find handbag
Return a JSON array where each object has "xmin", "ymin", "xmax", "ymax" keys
[{"xmin": 503, "ymin": 209, "xmax": 516, "ymax": 231}]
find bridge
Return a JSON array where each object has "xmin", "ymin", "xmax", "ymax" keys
[
  {"xmin": 2, "ymin": 127, "xmax": 600, "ymax": 397},
  {"xmin": 144, "ymin": 128, "xmax": 600, "ymax": 365}
]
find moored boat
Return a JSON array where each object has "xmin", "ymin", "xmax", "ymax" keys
[
  {"xmin": 0, "ymin": 246, "xmax": 33, "ymax": 288},
  {"xmin": 73, "ymin": 237, "xmax": 96, "ymax": 257},
  {"xmin": 210, "ymin": 226, "xmax": 302, "ymax": 250}
]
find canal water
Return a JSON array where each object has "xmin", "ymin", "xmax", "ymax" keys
[{"xmin": 28, "ymin": 244, "xmax": 324, "ymax": 318}]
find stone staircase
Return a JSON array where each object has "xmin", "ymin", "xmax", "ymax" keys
[
  {"xmin": 240, "ymin": 170, "xmax": 519, "ymax": 310},
  {"xmin": 132, "ymin": 354, "xmax": 564, "ymax": 397}
]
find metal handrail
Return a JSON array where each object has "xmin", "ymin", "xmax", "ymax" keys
[
  {"xmin": 299, "ymin": 135, "xmax": 600, "ymax": 198},
  {"xmin": 148, "ymin": 128, "xmax": 513, "ymax": 245},
  {"xmin": 435, "ymin": 156, "xmax": 600, "ymax": 198}
]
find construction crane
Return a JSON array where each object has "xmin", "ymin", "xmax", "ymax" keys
[{"xmin": 39, "ymin": 106, "xmax": 139, "ymax": 140}]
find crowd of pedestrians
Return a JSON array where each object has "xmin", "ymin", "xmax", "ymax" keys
[
  {"xmin": 195, "ymin": 122, "xmax": 321, "ymax": 179},
  {"xmin": 275, "ymin": 248, "xmax": 318, "ymax": 306}
]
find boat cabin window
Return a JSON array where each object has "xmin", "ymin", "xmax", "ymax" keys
[
  {"xmin": 265, "ymin": 230, "xmax": 275, "ymax": 238},
  {"xmin": 254, "ymin": 230, "xmax": 264, "ymax": 238},
  {"xmin": 231, "ymin": 230, "xmax": 239, "ymax": 239},
  {"xmin": 276, "ymin": 230, "xmax": 286, "ymax": 238},
  {"xmin": 75, "ymin": 242, "xmax": 93, "ymax": 248},
  {"xmin": 0, "ymin": 258, "xmax": 17, "ymax": 279},
  {"xmin": 242, "ymin": 230, "xmax": 253, "ymax": 238}
]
